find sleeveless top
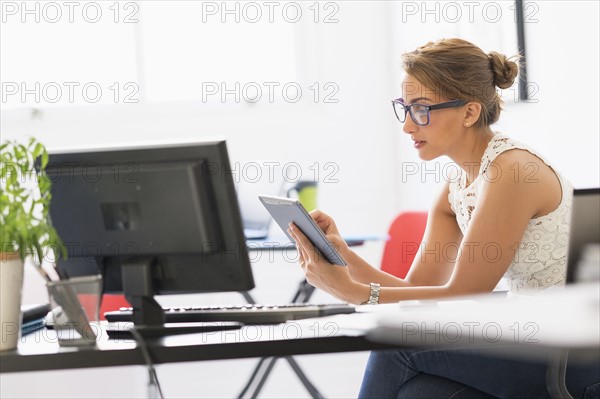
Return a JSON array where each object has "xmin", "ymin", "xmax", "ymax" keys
[{"xmin": 448, "ymin": 134, "xmax": 573, "ymax": 292}]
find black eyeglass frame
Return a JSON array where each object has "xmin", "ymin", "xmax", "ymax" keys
[{"xmin": 391, "ymin": 98, "xmax": 469, "ymax": 126}]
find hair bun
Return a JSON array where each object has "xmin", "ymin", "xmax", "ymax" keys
[{"xmin": 488, "ymin": 51, "xmax": 519, "ymax": 89}]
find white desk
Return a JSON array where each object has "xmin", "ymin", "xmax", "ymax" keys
[
  {"xmin": 361, "ymin": 283, "xmax": 600, "ymax": 399},
  {"xmin": 366, "ymin": 283, "xmax": 599, "ymax": 352}
]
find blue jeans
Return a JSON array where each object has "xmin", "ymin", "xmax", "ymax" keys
[{"xmin": 358, "ymin": 348, "xmax": 600, "ymax": 399}]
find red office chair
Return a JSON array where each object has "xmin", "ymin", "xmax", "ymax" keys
[{"xmin": 380, "ymin": 211, "xmax": 428, "ymax": 278}]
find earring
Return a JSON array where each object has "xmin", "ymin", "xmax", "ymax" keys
[{"xmin": 464, "ymin": 121, "xmax": 471, "ymax": 127}]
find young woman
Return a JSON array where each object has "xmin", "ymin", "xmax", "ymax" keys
[{"xmin": 288, "ymin": 39, "xmax": 598, "ymax": 398}]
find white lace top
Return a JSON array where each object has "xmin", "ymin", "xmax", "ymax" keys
[{"xmin": 448, "ymin": 134, "xmax": 573, "ymax": 292}]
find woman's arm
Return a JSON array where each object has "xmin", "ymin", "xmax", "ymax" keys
[
  {"xmin": 403, "ymin": 181, "xmax": 463, "ymax": 286},
  {"xmin": 289, "ymin": 182, "xmax": 465, "ymax": 301},
  {"xmin": 308, "ymin": 183, "xmax": 462, "ymax": 288},
  {"xmin": 339, "ymin": 250, "xmax": 413, "ymax": 286},
  {"xmin": 307, "ymin": 210, "xmax": 414, "ymax": 287},
  {"xmin": 290, "ymin": 150, "xmax": 561, "ymax": 304},
  {"xmin": 340, "ymin": 181, "xmax": 463, "ymax": 287},
  {"xmin": 375, "ymin": 151, "xmax": 560, "ymax": 302}
]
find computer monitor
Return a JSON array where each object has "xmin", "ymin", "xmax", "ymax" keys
[
  {"xmin": 566, "ymin": 188, "xmax": 600, "ymax": 283},
  {"xmin": 46, "ymin": 139, "xmax": 254, "ymax": 332}
]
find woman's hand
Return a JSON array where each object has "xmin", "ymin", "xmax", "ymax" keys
[
  {"xmin": 287, "ymin": 222, "xmax": 366, "ymax": 304},
  {"xmin": 309, "ymin": 210, "xmax": 351, "ymax": 257},
  {"xmin": 308, "ymin": 209, "xmax": 383, "ymax": 287}
]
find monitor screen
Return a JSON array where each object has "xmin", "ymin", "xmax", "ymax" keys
[
  {"xmin": 46, "ymin": 140, "xmax": 255, "ymax": 329},
  {"xmin": 567, "ymin": 188, "xmax": 600, "ymax": 283}
]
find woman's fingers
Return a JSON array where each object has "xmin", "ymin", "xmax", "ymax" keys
[
  {"xmin": 296, "ymin": 237, "xmax": 308, "ymax": 267},
  {"xmin": 289, "ymin": 224, "xmax": 311, "ymax": 250},
  {"xmin": 289, "ymin": 224, "xmax": 317, "ymax": 259},
  {"xmin": 326, "ymin": 234, "xmax": 349, "ymax": 254},
  {"xmin": 310, "ymin": 210, "xmax": 337, "ymax": 233},
  {"xmin": 299, "ymin": 247, "xmax": 309, "ymax": 269},
  {"xmin": 288, "ymin": 224, "xmax": 311, "ymax": 268},
  {"xmin": 310, "ymin": 209, "xmax": 329, "ymax": 220}
]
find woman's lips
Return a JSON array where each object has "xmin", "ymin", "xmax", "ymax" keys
[{"xmin": 413, "ymin": 140, "xmax": 426, "ymax": 149}]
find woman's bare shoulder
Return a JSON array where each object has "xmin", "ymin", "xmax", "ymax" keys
[{"xmin": 485, "ymin": 148, "xmax": 562, "ymax": 217}]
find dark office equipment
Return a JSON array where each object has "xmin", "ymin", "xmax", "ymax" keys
[
  {"xmin": 548, "ymin": 187, "xmax": 600, "ymax": 399},
  {"xmin": 566, "ymin": 188, "xmax": 600, "ymax": 283},
  {"xmin": 21, "ymin": 303, "xmax": 51, "ymax": 336},
  {"xmin": 22, "ymin": 303, "xmax": 51, "ymax": 323},
  {"xmin": 47, "ymin": 140, "xmax": 254, "ymax": 336},
  {"xmin": 105, "ymin": 302, "xmax": 355, "ymax": 324},
  {"xmin": 515, "ymin": 0, "xmax": 529, "ymax": 101}
]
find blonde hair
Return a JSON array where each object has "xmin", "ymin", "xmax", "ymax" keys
[{"xmin": 402, "ymin": 38, "xmax": 520, "ymax": 127}]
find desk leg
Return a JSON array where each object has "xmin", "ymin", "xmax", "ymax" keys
[
  {"xmin": 240, "ymin": 291, "xmax": 257, "ymax": 305},
  {"xmin": 237, "ymin": 357, "xmax": 278, "ymax": 399},
  {"xmin": 292, "ymin": 280, "xmax": 316, "ymax": 303},
  {"xmin": 237, "ymin": 284, "xmax": 325, "ymax": 398},
  {"xmin": 285, "ymin": 357, "xmax": 325, "ymax": 399},
  {"xmin": 237, "ymin": 356, "xmax": 325, "ymax": 399}
]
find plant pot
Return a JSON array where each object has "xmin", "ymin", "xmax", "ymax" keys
[{"xmin": 0, "ymin": 253, "xmax": 25, "ymax": 351}]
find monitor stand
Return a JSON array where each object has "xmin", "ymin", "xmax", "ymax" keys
[{"xmin": 109, "ymin": 258, "xmax": 243, "ymax": 339}]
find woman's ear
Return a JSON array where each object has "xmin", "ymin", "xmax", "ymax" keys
[{"xmin": 463, "ymin": 102, "xmax": 483, "ymax": 127}]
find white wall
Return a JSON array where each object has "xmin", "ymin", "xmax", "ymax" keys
[{"xmin": 496, "ymin": 1, "xmax": 600, "ymax": 189}]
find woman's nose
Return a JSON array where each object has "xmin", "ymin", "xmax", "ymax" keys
[{"xmin": 402, "ymin": 113, "xmax": 417, "ymax": 135}]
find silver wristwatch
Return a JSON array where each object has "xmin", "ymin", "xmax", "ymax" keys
[{"xmin": 362, "ymin": 282, "xmax": 381, "ymax": 305}]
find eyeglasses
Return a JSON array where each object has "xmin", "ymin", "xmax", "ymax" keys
[{"xmin": 391, "ymin": 98, "xmax": 468, "ymax": 126}]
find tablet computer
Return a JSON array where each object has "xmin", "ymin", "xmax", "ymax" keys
[{"xmin": 258, "ymin": 195, "xmax": 347, "ymax": 266}]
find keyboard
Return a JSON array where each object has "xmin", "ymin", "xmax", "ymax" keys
[{"xmin": 105, "ymin": 303, "xmax": 356, "ymax": 325}]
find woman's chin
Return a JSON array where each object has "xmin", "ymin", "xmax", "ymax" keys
[{"xmin": 416, "ymin": 150, "xmax": 439, "ymax": 161}]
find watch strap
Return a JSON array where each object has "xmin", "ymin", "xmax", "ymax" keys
[{"xmin": 362, "ymin": 282, "xmax": 380, "ymax": 305}]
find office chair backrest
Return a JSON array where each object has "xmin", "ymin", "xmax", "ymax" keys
[{"xmin": 381, "ymin": 211, "xmax": 428, "ymax": 278}]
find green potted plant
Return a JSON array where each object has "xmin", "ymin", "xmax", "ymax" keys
[{"xmin": 0, "ymin": 137, "xmax": 65, "ymax": 351}]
